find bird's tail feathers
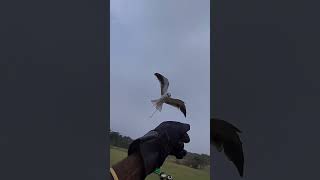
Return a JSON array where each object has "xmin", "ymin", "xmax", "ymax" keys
[
  {"xmin": 151, "ymin": 99, "xmax": 163, "ymax": 112},
  {"xmin": 151, "ymin": 99, "xmax": 158, "ymax": 106}
]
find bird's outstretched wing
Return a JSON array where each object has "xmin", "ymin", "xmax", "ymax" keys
[
  {"xmin": 164, "ymin": 97, "xmax": 186, "ymax": 117},
  {"xmin": 211, "ymin": 118, "xmax": 244, "ymax": 177},
  {"xmin": 154, "ymin": 73, "xmax": 169, "ymax": 95}
]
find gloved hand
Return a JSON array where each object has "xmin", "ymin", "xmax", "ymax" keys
[{"xmin": 128, "ymin": 121, "xmax": 190, "ymax": 177}]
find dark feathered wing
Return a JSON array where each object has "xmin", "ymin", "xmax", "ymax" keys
[
  {"xmin": 224, "ymin": 137, "xmax": 244, "ymax": 177},
  {"xmin": 211, "ymin": 118, "xmax": 244, "ymax": 177},
  {"xmin": 164, "ymin": 97, "xmax": 186, "ymax": 117},
  {"xmin": 154, "ymin": 73, "xmax": 169, "ymax": 95}
]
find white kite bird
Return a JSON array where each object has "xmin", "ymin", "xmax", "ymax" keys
[{"xmin": 150, "ymin": 73, "xmax": 187, "ymax": 118}]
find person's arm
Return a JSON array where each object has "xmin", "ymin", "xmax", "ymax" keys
[
  {"xmin": 110, "ymin": 121, "xmax": 190, "ymax": 180},
  {"xmin": 110, "ymin": 152, "xmax": 145, "ymax": 180}
]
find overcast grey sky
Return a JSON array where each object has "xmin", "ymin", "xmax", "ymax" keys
[{"xmin": 110, "ymin": 0, "xmax": 210, "ymax": 154}]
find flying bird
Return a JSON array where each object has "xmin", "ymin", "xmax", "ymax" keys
[
  {"xmin": 150, "ymin": 73, "xmax": 186, "ymax": 118},
  {"xmin": 211, "ymin": 118, "xmax": 244, "ymax": 177}
]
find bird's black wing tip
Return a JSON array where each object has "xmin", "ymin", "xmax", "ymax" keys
[{"xmin": 180, "ymin": 106, "xmax": 186, "ymax": 118}]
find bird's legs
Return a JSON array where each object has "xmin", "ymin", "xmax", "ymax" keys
[{"xmin": 149, "ymin": 108, "xmax": 158, "ymax": 118}]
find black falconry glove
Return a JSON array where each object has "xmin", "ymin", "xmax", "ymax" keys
[{"xmin": 128, "ymin": 121, "xmax": 190, "ymax": 177}]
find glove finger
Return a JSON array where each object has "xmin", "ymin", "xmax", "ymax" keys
[
  {"xmin": 179, "ymin": 123, "xmax": 190, "ymax": 134},
  {"xmin": 175, "ymin": 149, "xmax": 187, "ymax": 159},
  {"xmin": 171, "ymin": 141, "xmax": 184, "ymax": 155},
  {"xmin": 157, "ymin": 121, "xmax": 190, "ymax": 133},
  {"xmin": 181, "ymin": 133, "xmax": 190, "ymax": 143}
]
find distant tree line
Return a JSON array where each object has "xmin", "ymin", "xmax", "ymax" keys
[
  {"xmin": 174, "ymin": 152, "xmax": 210, "ymax": 169},
  {"xmin": 109, "ymin": 130, "xmax": 210, "ymax": 169},
  {"xmin": 109, "ymin": 130, "xmax": 133, "ymax": 149}
]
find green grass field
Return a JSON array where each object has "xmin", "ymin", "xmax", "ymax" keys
[{"xmin": 110, "ymin": 146, "xmax": 210, "ymax": 180}]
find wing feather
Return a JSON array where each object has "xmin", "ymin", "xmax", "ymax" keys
[
  {"xmin": 154, "ymin": 73, "xmax": 169, "ymax": 95},
  {"xmin": 164, "ymin": 97, "xmax": 186, "ymax": 117},
  {"xmin": 211, "ymin": 118, "xmax": 244, "ymax": 177}
]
